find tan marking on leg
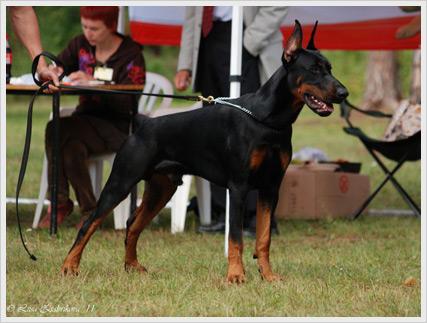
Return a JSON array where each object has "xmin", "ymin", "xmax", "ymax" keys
[
  {"xmin": 125, "ymin": 174, "xmax": 177, "ymax": 273},
  {"xmin": 250, "ymin": 147, "xmax": 267, "ymax": 171},
  {"xmin": 124, "ymin": 202, "xmax": 149, "ymax": 274},
  {"xmin": 254, "ymin": 201, "xmax": 282, "ymax": 282},
  {"xmin": 226, "ymin": 238, "xmax": 245, "ymax": 284},
  {"xmin": 61, "ymin": 215, "xmax": 107, "ymax": 276}
]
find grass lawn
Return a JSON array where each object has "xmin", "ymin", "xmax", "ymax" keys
[{"xmin": 5, "ymin": 209, "xmax": 421, "ymax": 317}]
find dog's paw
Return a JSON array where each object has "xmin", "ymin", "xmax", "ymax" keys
[
  {"xmin": 226, "ymin": 265, "xmax": 246, "ymax": 284},
  {"xmin": 258, "ymin": 266, "xmax": 283, "ymax": 282},
  {"xmin": 227, "ymin": 272, "xmax": 246, "ymax": 284},
  {"xmin": 61, "ymin": 262, "xmax": 80, "ymax": 277},
  {"xmin": 124, "ymin": 262, "xmax": 148, "ymax": 274},
  {"xmin": 258, "ymin": 260, "xmax": 283, "ymax": 282},
  {"xmin": 260, "ymin": 270, "xmax": 283, "ymax": 282}
]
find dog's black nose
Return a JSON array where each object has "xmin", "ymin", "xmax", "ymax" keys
[{"xmin": 336, "ymin": 87, "xmax": 349, "ymax": 100}]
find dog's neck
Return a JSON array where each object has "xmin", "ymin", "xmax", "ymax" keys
[{"xmin": 246, "ymin": 67, "xmax": 304, "ymax": 129}]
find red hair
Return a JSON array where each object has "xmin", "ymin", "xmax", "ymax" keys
[{"xmin": 80, "ymin": 6, "xmax": 119, "ymax": 31}]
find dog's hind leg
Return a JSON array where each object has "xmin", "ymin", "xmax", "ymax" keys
[
  {"xmin": 61, "ymin": 175, "xmax": 141, "ymax": 276},
  {"xmin": 61, "ymin": 140, "xmax": 151, "ymax": 276},
  {"xmin": 227, "ymin": 188, "xmax": 248, "ymax": 284},
  {"xmin": 124, "ymin": 173, "xmax": 177, "ymax": 273}
]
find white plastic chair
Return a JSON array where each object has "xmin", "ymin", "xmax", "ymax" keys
[
  {"xmin": 32, "ymin": 72, "xmax": 211, "ymax": 231},
  {"xmin": 32, "ymin": 107, "xmax": 129, "ymax": 229}
]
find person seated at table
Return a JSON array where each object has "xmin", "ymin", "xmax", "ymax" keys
[{"xmin": 39, "ymin": 6, "xmax": 146, "ymax": 229}]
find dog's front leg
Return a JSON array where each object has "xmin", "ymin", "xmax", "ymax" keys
[
  {"xmin": 227, "ymin": 188, "xmax": 247, "ymax": 284},
  {"xmin": 254, "ymin": 188, "xmax": 282, "ymax": 282}
]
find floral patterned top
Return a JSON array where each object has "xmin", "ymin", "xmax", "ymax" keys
[{"xmin": 58, "ymin": 33, "xmax": 146, "ymax": 133}]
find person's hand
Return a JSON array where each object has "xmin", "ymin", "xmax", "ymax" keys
[
  {"xmin": 37, "ymin": 62, "xmax": 62, "ymax": 93},
  {"xmin": 68, "ymin": 70, "xmax": 94, "ymax": 85},
  {"xmin": 174, "ymin": 70, "xmax": 191, "ymax": 91}
]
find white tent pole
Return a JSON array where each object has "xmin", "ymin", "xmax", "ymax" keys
[
  {"xmin": 225, "ymin": 6, "xmax": 243, "ymax": 257},
  {"xmin": 229, "ymin": 7, "xmax": 243, "ymax": 98},
  {"xmin": 117, "ymin": 6, "xmax": 126, "ymax": 34}
]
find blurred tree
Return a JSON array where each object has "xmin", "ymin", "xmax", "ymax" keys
[
  {"xmin": 34, "ymin": 7, "xmax": 81, "ymax": 53},
  {"xmin": 396, "ymin": 6, "xmax": 421, "ymax": 105},
  {"xmin": 362, "ymin": 51, "xmax": 401, "ymax": 112},
  {"xmin": 409, "ymin": 50, "xmax": 421, "ymax": 104},
  {"xmin": 6, "ymin": 6, "xmax": 81, "ymax": 76},
  {"xmin": 363, "ymin": 6, "xmax": 421, "ymax": 111}
]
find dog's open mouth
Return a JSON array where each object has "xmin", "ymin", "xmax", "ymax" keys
[{"xmin": 303, "ymin": 94, "xmax": 334, "ymax": 116}]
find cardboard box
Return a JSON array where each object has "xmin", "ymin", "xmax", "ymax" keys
[{"xmin": 275, "ymin": 165, "xmax": 370, "ymax": 219}]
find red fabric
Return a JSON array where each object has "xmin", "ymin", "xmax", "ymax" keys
[
  {"xmin": 130, "ymin": 16, "xmax": 420, "ymax": 50},
  {"xmin": 130, "ymin": 21, "xmax": 182, "ymax": 46},
  {"xmin": 202, "ymin": 6, "xmax": 214, "ymax": 38},
  {"xmin": 280, "ymin": 16, "xmax": 420, "ymax": 50}
]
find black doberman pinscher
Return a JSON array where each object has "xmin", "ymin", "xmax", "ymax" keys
[{"xmin": 61, "ymin": 20, "xmax": 348, "ymax": 283}]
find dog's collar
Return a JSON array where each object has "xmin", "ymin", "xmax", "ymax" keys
[
  {"xmin": 214, "ymin": 97, "xmax": 259, "ymax": 121},
  {"xmin": 214, "ymin": 97, "xmax": 285, "ymax": 131}
]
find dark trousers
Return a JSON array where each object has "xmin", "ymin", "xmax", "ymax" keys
[
  {"xmin": 195, "ymin": 21, "xmax": 260, "ymax": 97},
  {"xmin": 195, "ymin": 21, "xmax": 261, "ymax": 226},
  {"xmin": 45, "ymin": 115, "xmax": 128, "ymax": 217}
]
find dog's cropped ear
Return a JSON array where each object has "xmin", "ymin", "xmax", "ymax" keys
[
  {"xmin": 306, "ymin": 21, "xmax": 318, "ymax": 50},
  {"xmin": 283, "ymin": 20, "xmax": 303, "ymax": 64}
]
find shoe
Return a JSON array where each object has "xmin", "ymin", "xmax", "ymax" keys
[
  {"xmin": 38, "ymin": 199, "xmax": 74, "ymax": 229},
  {"xmin": 197, "ymin": 221, "xmax": 225, "ymax": 234},
  {"xmin": 197, "ymin": 222, "xmax": 279, "ymax": 237},
  {"xmin": 187, "ymin": 196, "xmax": 200, "ymax": 218},
  {"xmin": 271, "ymin": 226, "xmax": 280, "ymax": 236},
  {"xmin": 271, "ymin": 217, "xmax": 280, "ymax": 236}
]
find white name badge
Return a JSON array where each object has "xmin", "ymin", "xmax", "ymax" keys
[{"xmin": 94, "ymin": 66, "xmax": 114, "ymax": 81}]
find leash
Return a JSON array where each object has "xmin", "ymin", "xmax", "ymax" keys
[
  {"xmin": 14, "ymin": 53, "xmax": 56, "ymax": 260},
  {"xmin": 14, "ymin": 53, "xmax": 63, "ymax": 261},
  {"xmin": 58, "ymin": 84, "xmax": 215, "ymax": 103}
]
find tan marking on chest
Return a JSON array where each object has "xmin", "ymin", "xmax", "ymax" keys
[
  {"xmin": 250, "ymin": 147, "xmax": 268, "ymax": 171},
  {"xmin": 280, "ymin": 152, "xmax": 291, "ymax": 170}
]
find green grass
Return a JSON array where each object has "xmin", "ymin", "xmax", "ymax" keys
[{"xmin": 6, "ymin": 212, "xmax": 421, "ymax": 317}]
